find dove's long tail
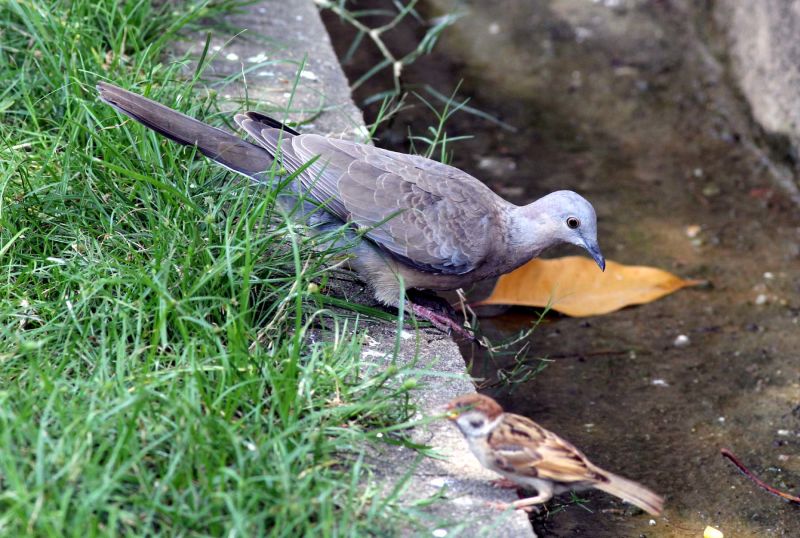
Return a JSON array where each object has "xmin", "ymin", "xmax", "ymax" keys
[
  {"xmin": 96, "ymin": 81, "xmax": 279, "ymax": 179},
  {"xmin": 595, "ymin": 472, "xmax": 664, "ymax": 516}
]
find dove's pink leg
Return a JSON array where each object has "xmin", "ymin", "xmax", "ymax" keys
[{"xmin": 409, "ymin": 302, "xmax": 474, "ymax": 340}]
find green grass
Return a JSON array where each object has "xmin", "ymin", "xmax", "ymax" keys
[{"xmin": 0, "ymin": 0, "xmax": 431, "ymax": 535}]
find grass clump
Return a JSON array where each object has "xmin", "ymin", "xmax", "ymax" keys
[{"xmin": 0, "ymin": 0, "xmax": 423, "ymax": 535}]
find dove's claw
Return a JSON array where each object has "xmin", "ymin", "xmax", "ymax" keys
[{"xmin": 409, "ymin": 302, "xmax": 474, "ymax": 340}]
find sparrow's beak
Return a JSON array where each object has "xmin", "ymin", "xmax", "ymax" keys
[
  {"xmin": 583, "ymin": 240, "xmax": 605, "ymax": 272},
  {"xmin": 440, "ymin": 403, "xmax": 459, "ymax": 420}
]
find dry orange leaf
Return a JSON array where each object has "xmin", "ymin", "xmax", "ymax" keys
[{"xmin": 476, "ymin": 256, "xmax": 701, "ymax": 317}]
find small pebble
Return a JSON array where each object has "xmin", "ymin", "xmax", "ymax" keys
[
  {"xmin": 777, "ymin": 429, "xmax": 791, "ymax": 436},
  {"xmin": 763, "ymin": 271, "xmax": 775, "ymax": 280},
  {"xmin": 685, "ymin": 224, "xmax": 701, "ymax": 238},
  {"xmin": 570, "ymin": 70, "xmax": 583, "ymax": 88},
  {"xmin": 246, "ymin": 52, "xmax": 268, "ymax": 63},
  {"xmin": 225, "ymin": 52, "xmax": 239, "ymax": 61},
  {"xmin": 574, "ymin": 26, "xmax": 593, "ymax": 42},
  {"xmin": 755, "ymin": 294, "xmax": 768, "ymax": 305},
  {"xmin": 352, "ymin": 125, "xmax": 371, "ymax": 140},
  {"xmin": 651, "ymin": 378, "xmax": 669, "ymax": 387},
  {"xmin": 429, "ymin": 477, "xmax": 447, "ymax": 488},
  {"xmin": 648, "ymin": 519, "xmax": 656, "ymax": 526},
  {"xmin": 704, "ymin": 526, "xmax": 724, "ymax": 538},
  {"xmin": 614, "ymin": 66, "xmax": 638, "ymax": 77},
  {"xmin": 363, "ymin": 334, "xmax": 379, "ymax": 347},
  {"xmin": 673, "ymin": 334, "xmax": 690, "ymax": 348},
  {"xmin": 718, "ymin": 416, "xmax": 725, "ymax": 423},
  {"xmin": 433, "ymin": 529, "xmax": 448, "ymax": 537},
  {"xmin": 488, "ymin": 22, "xmax": 500, "ymax": 35}
]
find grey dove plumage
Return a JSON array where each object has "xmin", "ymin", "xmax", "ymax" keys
[{"xmin": 96, "ymin": 82, "xmax": 604, "ymax": 337}]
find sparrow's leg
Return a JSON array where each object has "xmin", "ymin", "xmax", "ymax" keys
[
  {"xmin": 488, "ymin": 483, "xmax": 554, "ymax": 513},
  {"xmin": 510, "ymin": 485, "xmax": 555, "ymax": 512}
]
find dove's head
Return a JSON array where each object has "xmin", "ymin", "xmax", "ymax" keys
[{"xmin": 515, "ymin": 190, "xmax": 605, "ymax": 271}]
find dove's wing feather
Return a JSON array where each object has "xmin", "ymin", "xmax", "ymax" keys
[{"xmin": 235, "ymin": 115, "xmax": 509, "ymax": 274}]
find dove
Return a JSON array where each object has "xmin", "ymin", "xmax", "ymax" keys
[
  {"xmin": 96, "ymin": 82, "xmax": 604, "ymax": 338},
  {"xmin": 445, "ymin": 393, "xmax": 664, "ymax": 515}
]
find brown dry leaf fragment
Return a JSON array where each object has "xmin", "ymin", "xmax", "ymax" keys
[{"xmin": 476, "ymin": 256, "xmax": 701, "ymax": 316}]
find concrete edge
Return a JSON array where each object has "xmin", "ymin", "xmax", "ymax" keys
[{"xmin": 170, "ymin": 2, "xmax": 534, "ymax": 536}]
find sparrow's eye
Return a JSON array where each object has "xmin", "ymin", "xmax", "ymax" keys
[
  {"xmin": 469, "ymin": 419, "xmax": 484, "ymax": 429},
  {"xmin": 566, "ymin": 216, "xmax": 580, "ymax": 229}
]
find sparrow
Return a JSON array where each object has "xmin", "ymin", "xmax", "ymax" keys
[{"xmin": 444, "ymin": 393, "xmax": 663, "ymax": 515}]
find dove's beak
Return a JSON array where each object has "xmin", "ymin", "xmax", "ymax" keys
[{"xmin": 584, "ymin": 241, "xmax": 606, "ymax": 272}]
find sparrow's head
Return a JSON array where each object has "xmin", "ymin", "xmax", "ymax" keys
[{"xmin": 444, "ymin": 393, "xmax": 504, "ymax": 438}]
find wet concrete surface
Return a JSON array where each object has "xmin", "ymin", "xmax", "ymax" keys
[{"xmin": 326, "ymin": 0, "xmax": 800, "ymax": 535}]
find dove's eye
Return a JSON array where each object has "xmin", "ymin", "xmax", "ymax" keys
[
  {"xmin": 566, "ymin": 217, "xmax": 580, "ymax": 229},
  {"xmin": 469, "ymin": 419, "xmax": 484, "ymax": 429}
]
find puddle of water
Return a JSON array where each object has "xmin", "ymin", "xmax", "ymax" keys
[{"xmin": 326, "ymin": 1, "xmax": 800, "ymax": 535}]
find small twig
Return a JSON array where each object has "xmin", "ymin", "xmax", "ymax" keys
[
  {"xmin": 317, "ymin": 0, "xmax": 459, "ymax": 95},
  {"xmin": 548, "ymin": 350, "xmax": 635, "ymax": 360},
  {"xmin": 720, "ymin": 448, "xmax": 800, "ymax": 504}
]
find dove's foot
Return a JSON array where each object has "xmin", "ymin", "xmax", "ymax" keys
[{"xmin": 409, "ymin": 302, "xmax": 474, "ymax": 340}]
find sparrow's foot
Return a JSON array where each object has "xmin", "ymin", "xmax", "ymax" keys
[
  {"xmin": 409, "ymin": 302, "xmax": 474, "ymax": 340},
  {"xmin": 487, "ymin": 500, "xmax": 513, "ymax": 512},
  {"xmin": 489, "ymin": 478, "xmax": 519, "ymax": 489},
  {"xmin": 486, "ymin": 501, "xmax": 541, "ymax": 514},
  {"xmin": 513, "ymin": 503, "xmax": 541, "ymax": 514}
]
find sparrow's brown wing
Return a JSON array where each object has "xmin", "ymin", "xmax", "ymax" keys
[
  {"xmin": 236, "ymin": 113, "xmax": 508, "ymax": 275},
  {"xmin": 488, "ymin": 415, "xmax": 605, "ymax": 484}
]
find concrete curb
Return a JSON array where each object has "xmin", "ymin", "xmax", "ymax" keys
[{"xmin": 171, "ymin": 2, "xmax": 533, "ymax": 536}]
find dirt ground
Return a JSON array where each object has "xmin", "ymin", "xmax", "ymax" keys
[{"xmin": 326, "ymin": 1, "xmax": 800, "ymax": 535}]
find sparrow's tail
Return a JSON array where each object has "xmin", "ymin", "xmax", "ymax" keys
[
  {"xmin": 595, "ymin": 472, "xmax": 664, "ymax": 516},
  {"xmin": 96, "ymin": 81, "xmax": 274, "ymax": 178}
]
